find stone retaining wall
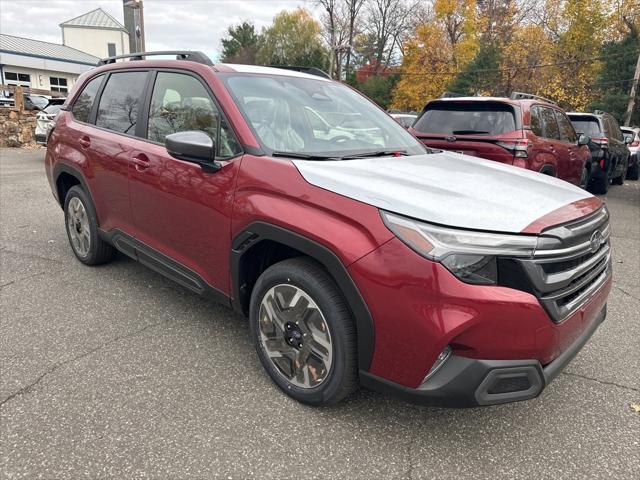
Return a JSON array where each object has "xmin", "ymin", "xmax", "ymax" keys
[{"xmin": 0, "ymin": 109, "xmax": 38, "ymax": 147}]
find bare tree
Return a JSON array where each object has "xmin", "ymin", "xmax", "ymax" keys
[
  {"xmin": 344, "ymin": 0, "xmax": 366, "ymax": 78},
  {"xmin": 364, "ymin": 0, "xmax": 415, "ymax": 72}
]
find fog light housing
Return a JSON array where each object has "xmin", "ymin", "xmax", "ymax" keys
[{"xmin": 422, "ymin": 345, "xmax": 452, "ymax": 384}]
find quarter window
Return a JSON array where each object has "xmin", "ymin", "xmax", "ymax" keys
[
  {"xmin": 96, "ymin": 71, "xmax": 148, "ymax": 135},
  {"xmin": 71, "ymin": 75, "xmax": 103, "ymax": 123},
  {"xmin": 147, "ymin": 72, "xmax": 241, "ymax": 157},
  {"xmin": 540, "ymin": 107, "xmax": 560, "ymax": 140}
]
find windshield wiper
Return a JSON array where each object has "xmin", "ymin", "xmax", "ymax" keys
[
  {"xmin": 451, "ymin": 130, "xmax": 489, "ymax": 135},
  {"xmin": 271, "ymin": 151, "xmax": 339, "ymax": 161},
  {"xmin": 340, "ymin": 150, "xmax": 408, "ymax": 160}
]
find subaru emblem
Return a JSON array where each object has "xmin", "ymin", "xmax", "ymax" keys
[{"xmin": 589, "ymin": 230, "xmax": 603, "ymax": 253}]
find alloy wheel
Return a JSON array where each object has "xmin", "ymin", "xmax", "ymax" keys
[
  {"xmin": 67, "ymin": 197, "xmax": 91, "ymax": 257},
  {"xmin": 258, "ymin": 284, "xmax": 333, "ymax": 389}
]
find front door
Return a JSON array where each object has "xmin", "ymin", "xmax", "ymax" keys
[{"xmin": 128, "ymin": 70, "xmax": 244, "ymax": 295}]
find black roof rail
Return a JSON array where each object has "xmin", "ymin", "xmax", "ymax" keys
[
  {"xmin": 269, "ymin": 65, "xmax": 332, "ymax": 79},
  {"xmin": 510, "ymin": 91, "xmax": 557, "ymax": 105},
  {"xmin": 97, "ymin": 51, "xmax": 213, "ymax": 66}
]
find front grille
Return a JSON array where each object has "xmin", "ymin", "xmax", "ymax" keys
[{"xmin": 512, "ymin": 207, "xmax": 612, "ymax": 323}]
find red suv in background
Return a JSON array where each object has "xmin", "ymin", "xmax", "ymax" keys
[
  {"xmin": 409, "ymin": 94, "xmax": 592, "ymax": 188},
  {"xmin": 46, "ymin": 52, "xmax": 612, "ymax": 407}
]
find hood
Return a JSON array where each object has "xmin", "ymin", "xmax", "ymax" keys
[{"xmin": 292, "ymin": 152, "xmax": 596, "ymax": 234}]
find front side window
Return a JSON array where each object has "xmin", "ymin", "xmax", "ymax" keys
[
  {"xmin": 555, "ymin": 110, "xmax": 577, "ymax": 143},
  {"xmin": 72, "ymin": 75, "xmax": 103, "ymax": 123},
  {"xmin": 147, "ymin": 72, "xmax": 241, "ymax": 157},
  {"xmin": 96, "ymin": 71, "xmax": 148, "ymax": 135},
  {"xmin": 540, "ymin": 107, "xmax": 560, "ymax": 140},
  {"xmin": 414, "ymin": 101, "xmax": 517, "ymax": 136},
  {"xmin": 222, "ymin": 73, "xmax": 425, "ymax": 157}
]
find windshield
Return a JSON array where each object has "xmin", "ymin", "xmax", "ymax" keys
[
  {"xmin": 569, "ymin": 117, "xmax": 602, "ymax": 136},
  {"xmin": 221, "ymin": 73, "xmax": 425, "ymax": 157}
]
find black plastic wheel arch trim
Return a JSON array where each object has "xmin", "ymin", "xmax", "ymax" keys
[
  {"xmin": 230, "ymin": 221, "xmax": 375, "ymax": 372},
  {"xmin": 52, "ymin": 163, "xmax": 94, "ymax": 207}
]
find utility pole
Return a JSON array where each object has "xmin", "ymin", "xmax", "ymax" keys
[{"xmin": 624, "ymin": 48, "xmax": 640, "ymax": 126}]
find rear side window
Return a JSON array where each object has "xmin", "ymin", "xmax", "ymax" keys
[
  {"xmin": 96, "ymin": 71, "xmax": 148, "ymax": 135},
  {"xmin": 147, "ymin": 72, "xmax": 241, "ymax": 157},
  {"xmin": 413, "ymin": 102, "xmax": 517, "ymax": 135},
  {"xmin": 569, "ymin": 116, "xmax": 601, "ymax": 137},
  {"xmin": 555, "ymin": 111, "xmax": 577, "ymax": 143},
  {"xmin": 539, "ymin": 107, "xmax": 560, "ymax": 140},
  {"xmin": 71, "ymin": 75, "xmax": 103, "ymax": 123}
]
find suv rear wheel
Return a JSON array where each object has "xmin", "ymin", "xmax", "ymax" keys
[
  {"xmin": 612, "ymin": 158, "xmax": 627, "ymax": 185},
  {"xmin": 249, "ymin": 257, "xmax": 358, "ymax": 406},
  {"xmin": 579, "ymin": 164, "xmax": 590, "ymax": 190},
  {"xmin": 64, "ymin": 186, "xmax": 116, "ymax": 265},
  {"xmin": 589, "ymin": 163, "xmax": 610, "ymax": 194},
  {"xmin": 627, "ymin": 156, "xmax": 639, "ymax": 180}
]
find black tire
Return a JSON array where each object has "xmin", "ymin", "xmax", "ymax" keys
[
  {"xmin": 589, "ymin": 164, "xmax": 610, "ymax": 194},
  {"xmin": 64, "ymin": 185, "xmax": 116, "ymax": 265},
  {"xmin": 626, "ymin": 156, "xmax": 638, "ymax": 181},
  {"xmin": 579, "ymin": 164, "xmax": 591, "ymax": 190},
  {"xmin": 249, "ymin": 257, "xmax": 358, "ymax": 406},
  {"xmin": 612, "ymin": 158, "xmax": 626, "ymax": 185}
]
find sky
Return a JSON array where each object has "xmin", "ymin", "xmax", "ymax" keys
[{"xmin": 0, "ymin": 0, "xmax": 322, "ymax": 61}]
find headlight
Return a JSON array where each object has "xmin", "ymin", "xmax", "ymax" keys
[{"xmin": 381, "ymin": 211, "xmax": 537, "ymax": 285}]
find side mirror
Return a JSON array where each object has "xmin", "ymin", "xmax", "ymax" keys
[
  {"xmin": 165, "ymin": 131, "xmax": 221, "ymax": 173},
  {"xmin": 577, "ymin": 134, "xmax": 591, "ymax": 146}
]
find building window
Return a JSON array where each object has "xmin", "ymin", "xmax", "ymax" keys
[
  {"xmin": 4, "ymin": 72, "xmax": 31, "ymax": 87},
  {"xmin": 50, "ymin": 77, "xmax": 69, "ymax": 93},
  {"xmin": 108, "ymin": 43, "xmax": 116, "ymax": 57}
]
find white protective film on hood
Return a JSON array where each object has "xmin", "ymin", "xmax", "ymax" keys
[{"xmin": 293, "ymin": 151, "xmax": 592, "ymax": 233}]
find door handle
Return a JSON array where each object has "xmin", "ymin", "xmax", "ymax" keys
[
  {"xmin": 79, "ymin": 136, "xmax": 91, "ymax": 149},
  {"xmin": 132, "ymin": 153, "xmax": 150, "ymax": 171}
]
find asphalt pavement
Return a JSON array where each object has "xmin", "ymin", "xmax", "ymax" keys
[{"xmin": 1, "ymin": 148, "xmax": 639, "ymax": 479}]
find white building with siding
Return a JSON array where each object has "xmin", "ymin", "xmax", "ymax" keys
[
  {"xmin": 60, "ymin": 8, "xmax": 130, "ymax": 59},
  {"xmin": 0, "ymin": 34, "xmax": 99, "ymax": 94},
  {"xmin": 0, "ymin": 8, "xmax": 130, "ymax": 95}
]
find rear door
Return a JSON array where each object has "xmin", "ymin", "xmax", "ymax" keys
[
  {"xmin": 410, "ymin": 100, "xmax": 520, "ymax": 165},
  {"xmin": 128, "ymin": 70, "xmax": 243, "ymax": 294},
  {"xmin": 538, "ymin": 106, "xmax": 568, "ymax": 178},
  {"xmin": 88, "ymin": 70, "xmax": 150, "ymax": 233},
  {"xmin": 554, "ymin": 109, "xmax": 584, "ymax": 185}
]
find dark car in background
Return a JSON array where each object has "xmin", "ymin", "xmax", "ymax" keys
[
  {"xmin": 621, "ymin": 126, "xmax": 639, "ymax": 180},
  {"xmin": 567, "ymin": 111, "xmax": 631, "ymax": 193},
  {"xmin": 409, "ymin": 93, "xmax": 591, "ymax": 188}
]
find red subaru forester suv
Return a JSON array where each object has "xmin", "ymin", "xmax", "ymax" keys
[
  {"xmin": 46, "ymin": 52, "xmax": 612, "ymax": 407},
  {"xmin": 409, "ymin": 95, "xmax": 592, "ymax": 189}
]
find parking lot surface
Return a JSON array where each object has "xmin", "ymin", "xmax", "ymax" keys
[{"xmin": 1, "ymin": 148, "xmax": 639, "ymax": 479}]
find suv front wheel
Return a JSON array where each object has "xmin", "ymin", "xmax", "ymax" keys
[
  {"xmin": 64, "ymin": 186, "xmax": 116, "ymax": 265},
  {"xmin": 249, "ymin": 257, "xmax": 358, "ymax": 406}
]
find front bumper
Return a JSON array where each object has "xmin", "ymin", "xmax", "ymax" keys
[{"xmin": 361, "ymin": 305, "xmax": 607, "ymax": 407}]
